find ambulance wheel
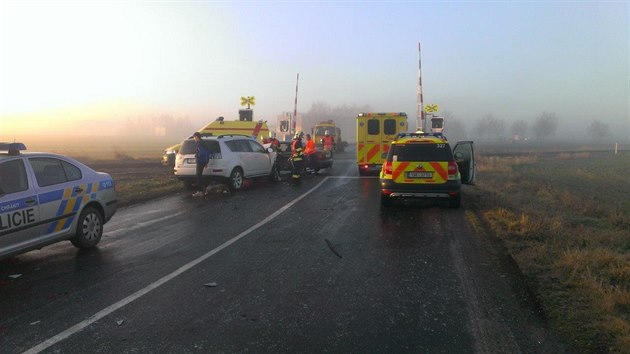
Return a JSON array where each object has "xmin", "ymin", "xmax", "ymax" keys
[
  {"xmin": 229, "ymin": 167, "xmax": 244, "ymax": 191},
  {"xmin": 269, "ymin": 164, "xmax": 281, "ymax": 183},
  {"xmin": 71, "ymin": 206, "xmax": 103, "ymax": 248}
]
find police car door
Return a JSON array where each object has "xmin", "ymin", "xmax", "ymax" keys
[
  {"xmin": 453, "ymin": 141, "xmax": 476, "ymax": 184},
  {"xmin": 28, "ymin": 157, "xmax": 84, "ymax": 243},
  {"xmin": 0, "ymin": 157, "xmax": 41, "ymax": 258}
]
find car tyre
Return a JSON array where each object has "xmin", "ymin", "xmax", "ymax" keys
[
  {"xmin": 269, "ymin": 164, "xmax": 281, "ymax": 183},
  {"xmin": 71, "ymin": 206, "xmax": 103, "ymax": 248},
  {"xmin": 449, "ymin": 193, "xmax": 461, "ymax": 208},
  {"xmin": 229, "ymin": 167, "xmax": 244, "ymax": 191}
]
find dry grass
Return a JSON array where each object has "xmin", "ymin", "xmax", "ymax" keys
[{"xmin": 468, "ymin": 151, "xmax": 630, "ymax": 353}]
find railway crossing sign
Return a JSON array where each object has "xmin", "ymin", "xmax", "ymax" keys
[
  {"xmin": 424, "ymin": 104, "xmax": 439, "ymax": 113},
  {"xmin": 240, "ymin": 96, "xmax": 255, "ymax": 109}
]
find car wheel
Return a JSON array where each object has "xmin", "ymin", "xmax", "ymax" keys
[
  {"xmin": 229, "ymin": 167, "xmax": 244, "ymax": 191},
  {"xmin": 449, "ymin": 193, "xmax": 461, "ymax": 208},
  {"xmin": 71, "ymin": 206, "xmax": 103, "ymax": 248},
  {"xmin": 358, "ymin": 167, "xmax": 365, "ymax": 176},
  {"xmin": 269, "ymin": 164, "xmax": 281, "ymax": 183}
]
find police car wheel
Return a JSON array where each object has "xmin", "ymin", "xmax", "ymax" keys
[
  {"xmin": 229, "ymin": 168, "xmax": 244, "ymax": 191},
  {"xmin": 71, "ymin": 206, "xmax": 103, "ymax": 248}
]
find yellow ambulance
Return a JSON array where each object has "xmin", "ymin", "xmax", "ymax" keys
[
  {"xmin": 162, "ymin": 117, "xmax": 270, "ymax": 166},
  {"xmin": 356, "ymin": 112, "xmax": 408, "ymax": 175}
]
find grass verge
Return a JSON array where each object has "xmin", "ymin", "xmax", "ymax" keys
[{"xmin": 466, "ymin": 151, "xmax": 630, "ymax": 353}]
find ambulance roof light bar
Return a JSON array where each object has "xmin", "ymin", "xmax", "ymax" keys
[{"xmin": 0, "ymin": 142, "xmax": 27, "ymax": 156}]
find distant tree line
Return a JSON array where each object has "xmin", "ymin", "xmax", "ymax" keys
[{"xmin": 301, "ymin": 102, "xmax": 372, "ymax": 142}]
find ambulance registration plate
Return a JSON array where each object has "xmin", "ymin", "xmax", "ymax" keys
[{"xmin": 407, "ymin": 171, "xmax": 433, "ymax": 178}]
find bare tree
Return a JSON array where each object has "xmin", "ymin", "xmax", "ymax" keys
[
  {"xmin": 587, "ymin": 120, "xmax": 609, "ymax": 138},
  {"xmin": 510, "ymin": 120, "xmax": 528, "ymax": 140},
  {"xmin": 533, "ymin": 112, "xmax": 559, "ymax": 141},
  {"xmin": 302, "ymin": 102, "xmax": 372, "ymax": 142},
  {"xmin": 441, "ymin": 111, "xmax": 467, "ymax": 141},
  {"xmin": 473, "ymin": 114, "xmax": 505, "ymax": 141}
]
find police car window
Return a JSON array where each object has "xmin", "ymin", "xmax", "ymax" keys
[
  {"xmin": 0, "ymin": 159, "xmax": 29, "ymax": 195},
  {"xmin": 29, "ymin": 158, "xmax": 68, "ymax": 187},
  {"xmin": 61, "ymin": 160, "xmax": 82, "ymax": 181},
  {"xmin": 367, "ymin": 119, "xmax": 380, "ymax": 135},
  {"xmin": 248, "ymin": 140, "xmax": 265, "ymax": 153},
  {"xmin": 393, "ymin": 143, "xmax": 453, "ymax": 162},
  {"xmin": 384, "ymin": 119, "xmax": 397, "ymax": 135}
]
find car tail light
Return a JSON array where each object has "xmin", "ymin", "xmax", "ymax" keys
[
  {"xmin": 384, "ymin": 160, "xmax": 393, "ymax": 175},
  {"xmin": 448, "ymin": 160, "xmax": 458, "ymax": 179}
]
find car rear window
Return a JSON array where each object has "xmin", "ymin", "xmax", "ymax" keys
[
  {"xmin": 180, "ymin": 139, "xmax": 220, "ymax": 155},
  {"xmin": 389, "ymin": 142, "xmax": 453, "ymax": 162}
]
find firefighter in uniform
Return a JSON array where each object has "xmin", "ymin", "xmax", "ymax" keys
[{"xmin": 291, "ymin": 131, "xmax": 305, "ymax": 185}]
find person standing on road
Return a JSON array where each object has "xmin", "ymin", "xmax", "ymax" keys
[
  {"xmin": 322, "ymin": 130, "xmax": 334, "ymax": 158},
  {"xmin": 268, "ymin": 132, "xmax": 280, "ymax": 149},
  {"xmin": 291, "ymin": 131, "xmax": 305, "ymax": 185},
  {"xmin": 192, "ymin": 132, "xmax": 210, "ymax": 197},
  {"xmin": 303, "ymin": 133, "xmax": 317, "ymax": 174}
]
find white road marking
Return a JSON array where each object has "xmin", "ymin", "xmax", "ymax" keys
[
  {"xmin": 106, "ymin": 211, "xmax": 188, "ymax": 236},
  {"xmin": 24, "ymin": 177, "xmax": 332, "ymax": 354}
]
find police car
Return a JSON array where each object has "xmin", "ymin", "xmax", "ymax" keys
[
  {"xmin": 379, "ymin": 133, "xmax": 475, "ymax": 208},
  {"xmin": 0, "ymin": 143, "xmax": 117, "ymax": 260}
]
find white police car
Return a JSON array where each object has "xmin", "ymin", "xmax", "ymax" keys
[{"xmin": 0, "ymin": 143, "xmax": 117, "ymax": 260}]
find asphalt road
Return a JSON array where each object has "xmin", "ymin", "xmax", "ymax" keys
[{"xmin": 0, "ymin": 151, "xmax": 568, "ymax": 353}]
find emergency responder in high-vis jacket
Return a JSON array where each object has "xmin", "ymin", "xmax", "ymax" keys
[
  {"xmin": 322, "ymin": 130, "xmax": 334, "ymax": 157},
  {"xmin": 291, "ymin": 131, "xmax": 305, "ymax": 184},
  {"xmin": 268, "ymin": 132, "xmax": 280, "ymax": 149},
  {"xmin": 304, "ymin": 133, "xmax": 317, "ymax": 174}
]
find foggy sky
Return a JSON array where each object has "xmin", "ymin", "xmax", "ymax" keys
[{"xmin": 1, "ymin": 1, "xmax": 628, "ymax": 142}]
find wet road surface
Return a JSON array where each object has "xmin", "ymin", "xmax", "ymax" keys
[{"xmin": 0, "ymin": 151, "xmax": 567, "ymax": 353}]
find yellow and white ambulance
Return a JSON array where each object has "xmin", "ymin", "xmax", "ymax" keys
[{"xmin": 356, "ymin": 112, "xmax": 408, "ymax": 175}]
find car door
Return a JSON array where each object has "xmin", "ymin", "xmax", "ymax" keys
[
  {"xmin": 28, "ymin": 157, "xmax": 85, "ymax": 243},
  {"xmin": 247, "ymin": 140, "xmax": 272, "ymax": 175},
  {"xmin": 453, "ymin": 141, "xmax": 476, "ymax": 184},
  {"xmin": 0, "ymin": 157, "xmax": 41, "ymax": 259},
  {"xmin": 233, "ymin": 139, "xmax": 256, "ymax": 176}
]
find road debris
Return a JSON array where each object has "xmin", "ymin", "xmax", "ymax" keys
[
  {"xmin": 30, "ymin": 321, "xmax": 41, "ymax": 326},
  {"xmin": 204, "ymin": 282, "xmax": 218, "ymax": 287},
  {"xmin": 117, "ymin": 320, "xmax": 124, "ymax": 326},
  {"xmin": 8, "ymin": 274, "xmax": 22, "ymax": 279},
  {"xmin": 324, "ymin": 239, "xmax": 342, "ymax": 259}
]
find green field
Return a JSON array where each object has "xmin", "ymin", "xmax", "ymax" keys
[{"xmin": 467, "ymin": 150, "xmax": 630, "ymax": 353}]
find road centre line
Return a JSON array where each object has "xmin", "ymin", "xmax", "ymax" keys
[{"xmin": 24, "ymin": 177, "xmax": 332, "ymax": 354}]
